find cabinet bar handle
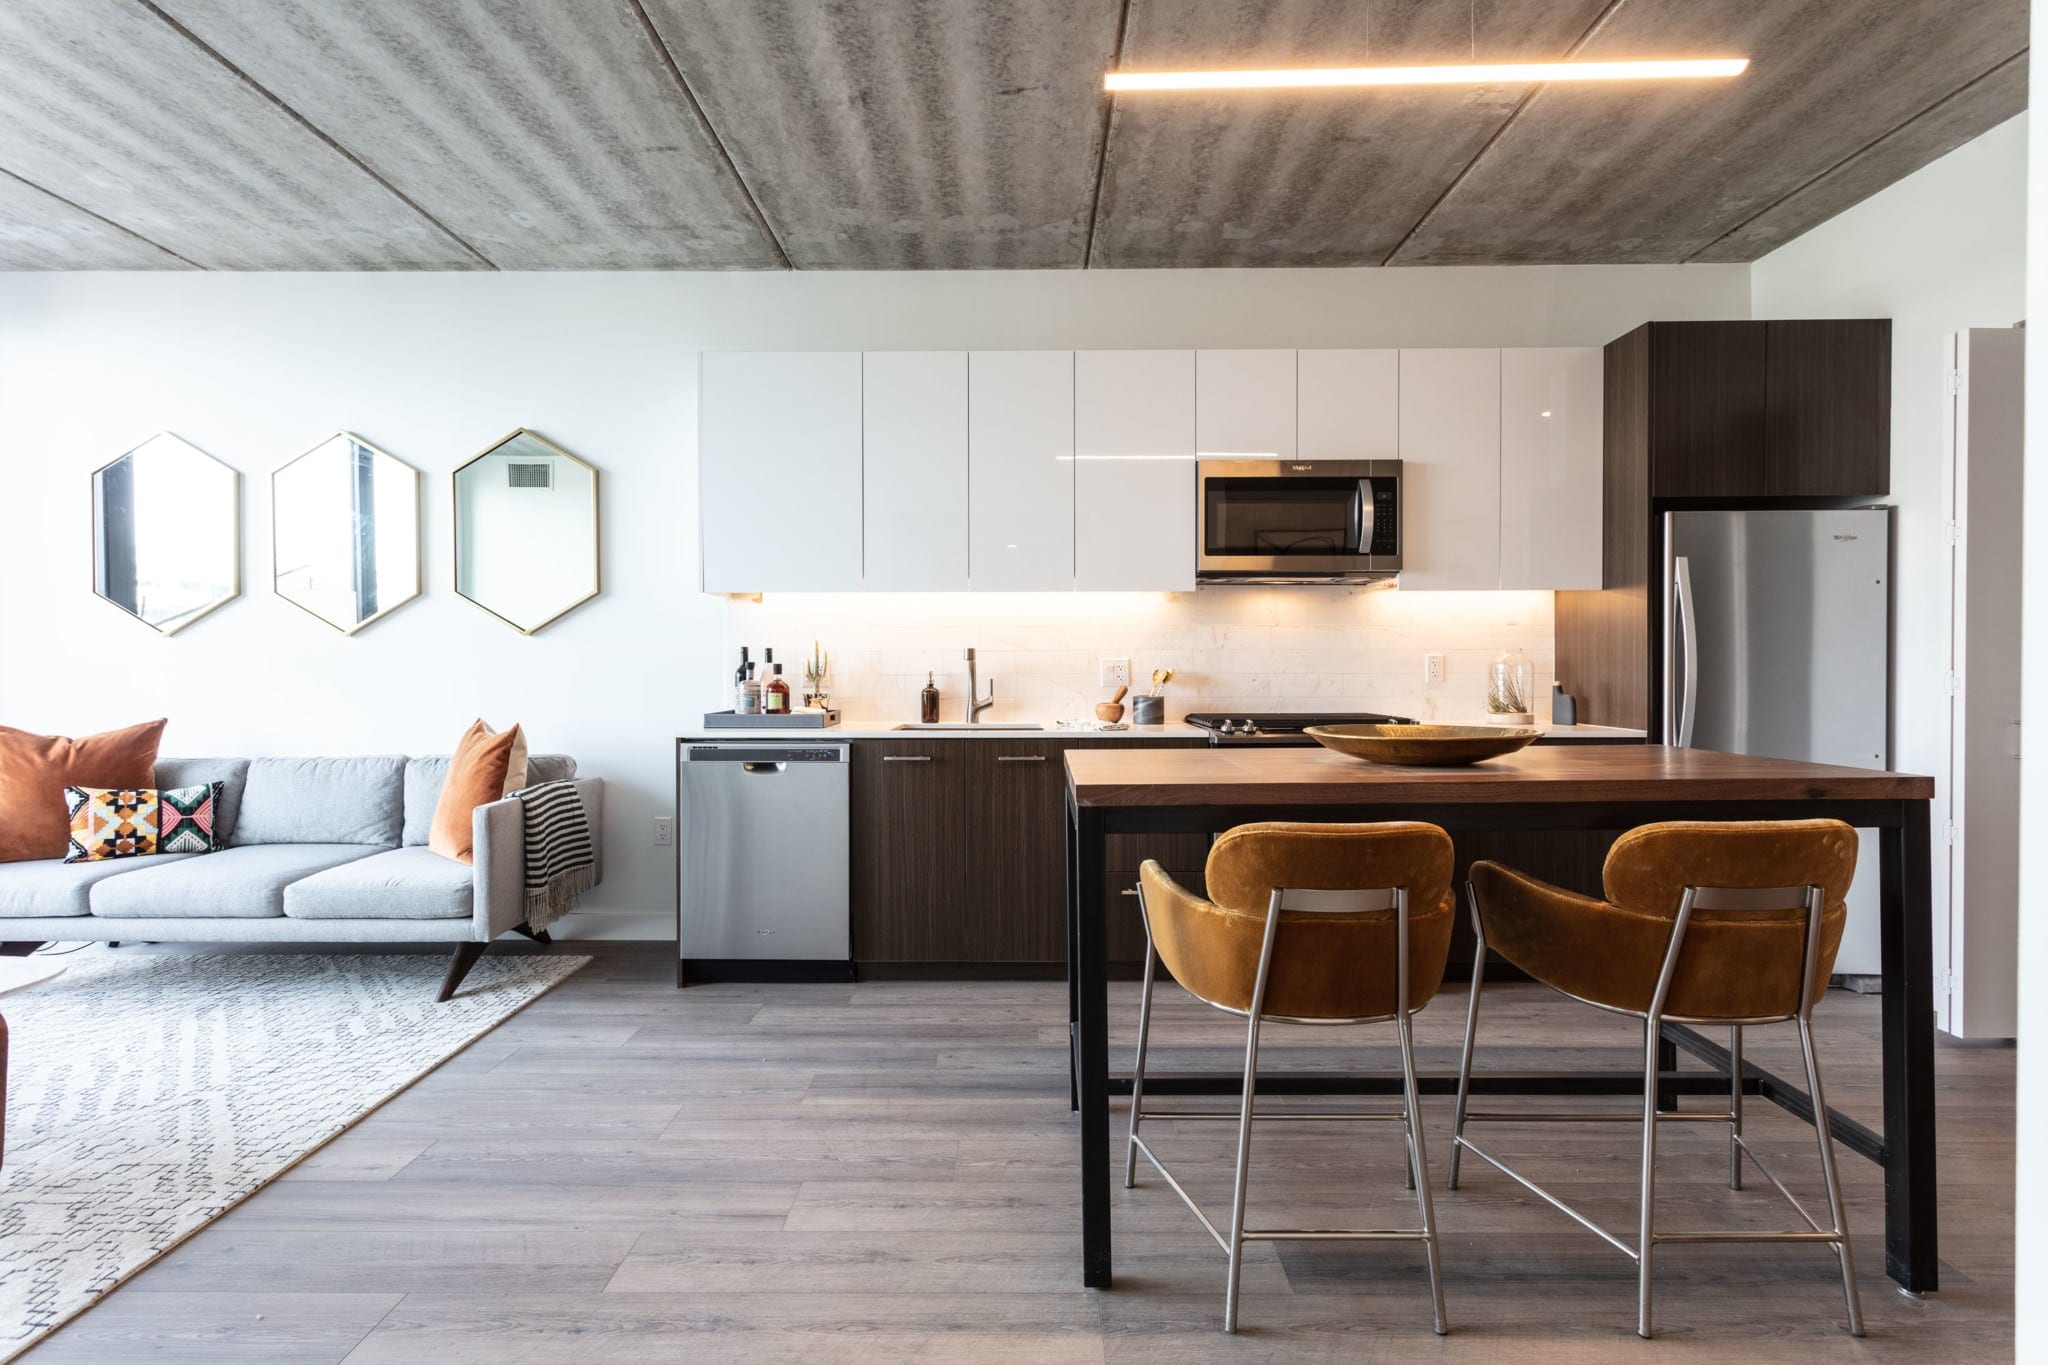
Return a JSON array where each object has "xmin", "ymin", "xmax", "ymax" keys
[
  {"xmin": 881, "ymin": 755, "xmax": 932, "ymax": 763},
  {"xmin": 1120, "ymin": 889, "xmax": 1140, "ymax": 897},
  {"xmin": 997, "ymin": 755, "xmax": 1047, "ymax": 763}
]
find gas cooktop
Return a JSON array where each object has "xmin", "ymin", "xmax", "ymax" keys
[{"xmin": 1184, "ymin": 711, "xmax": 1414, "ymax": 746}]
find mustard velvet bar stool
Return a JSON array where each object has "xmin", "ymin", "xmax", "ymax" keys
[
  {"xmin": 1125, "ymin": 821, "xmax": 1456, "ymax": 1334},
  {"xmin": 1448, "ymin": 819, "xmax": 1865, "ymax": 1339}
]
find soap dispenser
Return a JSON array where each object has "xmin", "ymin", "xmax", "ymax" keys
[{"xmin": 920, "ymin": 672, "xmax": 941, "ymax": 724}]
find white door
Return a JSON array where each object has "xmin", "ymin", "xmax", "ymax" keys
[
  {"xmin": 1075, "ymin": 350, "xmax": 1195, "ymax": 591},
  {"xmin": 1197, "ymin": 350, "xmax": 1296, "ymax": 458},
  {"xmin": 1499, "ymin": 347, "xmax": 1601, "ymax": 590},
  {"xmin": 700, "ymin": 352, "xmax": 862, "ymax": 592},
  {"xmin": 863, "ymin": 351, "xmax": 968, "ymax": 590},
  {"xmin": 1298, "ymin": 349, "xmax": 1399, "ymax": 461},
  {"xmin": 970, "ymin": 351, "xmax": 1074, "ymax": 590},
  {"xmin": 1398, "ymin": 349, "xmax": 1501, "ymax": 590}
]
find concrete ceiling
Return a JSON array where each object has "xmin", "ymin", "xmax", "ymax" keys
[{"xmin": 0, "ymin": 0, "xmax": 2026, "ymax": 271}]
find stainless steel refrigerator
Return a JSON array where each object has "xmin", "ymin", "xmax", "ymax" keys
[{"xmin": 1663, "ymin": 508, "xmax": 1891, "ymax": 975}]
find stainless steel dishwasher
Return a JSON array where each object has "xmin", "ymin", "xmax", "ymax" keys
[{"xmin": 677, "ymin": 741, "xmax": 850, "ymax": 981}]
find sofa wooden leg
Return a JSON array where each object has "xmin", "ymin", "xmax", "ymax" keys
[
  {"xmin": 511, "ymin": 922, "xmax": 552, "ymax": 945},
  {"xmin": 438, "ymin": 942, "xmax": 487, "ymax": 1002},
  {"xmin": 0, "ymin": 943, "xmax": 42, "ymax": 958}
]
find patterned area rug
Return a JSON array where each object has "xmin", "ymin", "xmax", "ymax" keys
[{"xmin": 0, "ymin": 949, "xmax": 588, "ymax": 1359}]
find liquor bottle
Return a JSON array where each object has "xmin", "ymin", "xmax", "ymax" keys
[{"xmin": 765, "ymin": 662, "xmax": 791, "ymax": 715}]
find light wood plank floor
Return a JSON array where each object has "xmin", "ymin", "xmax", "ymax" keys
[{"xmin": 25, "ymin": 944, "xmax": 2013, "ymax": 1362}]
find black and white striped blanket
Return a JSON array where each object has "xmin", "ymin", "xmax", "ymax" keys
[{"xmin": 518, "ymin": 779, "xmax": 596, "ymax": 931}]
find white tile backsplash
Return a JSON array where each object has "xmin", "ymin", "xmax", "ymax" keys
[{"xmin": 725, "ymin": 587, "xmax": 1556, "ymax": 725}]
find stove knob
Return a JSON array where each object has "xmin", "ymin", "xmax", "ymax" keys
[
  {"xmin": 1218, "ymin": 719, "xmax": 1235, "ymax": 734},
  {"xmin": 1242, "ymin": 719, "xmax": 1259, "ymax": 734}
]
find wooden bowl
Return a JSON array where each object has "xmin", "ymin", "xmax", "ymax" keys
[
  {"xmin": 1094, "ymin": 702, "xmax": 1125, "ymax": 722},
  {"xmin": 1304, "ymin": 723, "xmax": 1542, "ymax": 767}
]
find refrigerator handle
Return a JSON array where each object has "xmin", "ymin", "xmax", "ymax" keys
[
  {"xmin": 1674, "ymin": 555, "xmax": 1698, "ymax": 748},
  {"xmin": 1662, "ymin": 520, "xmax": 1677, "ymax": 743}
]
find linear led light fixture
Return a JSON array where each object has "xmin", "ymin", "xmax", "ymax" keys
[{"xmin": 1104, "ymin": 58, "xmax": 1749, "ymax": 93}]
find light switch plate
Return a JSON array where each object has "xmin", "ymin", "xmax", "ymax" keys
[
  {"xmin": 1423, "ymin": 653, "xmax": 1446, "ymax": 686},
  {"xmin": 1099, "ymin": 658, "xmax": 1131, "ymax": 689},
  {"xmin": 654, "ymin": 816, "xmax": 674, "ymax": 847}
]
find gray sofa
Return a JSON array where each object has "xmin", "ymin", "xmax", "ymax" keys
[{"xmin": 0, "ymin": 754, "xmax": 603, "ymax": 999}]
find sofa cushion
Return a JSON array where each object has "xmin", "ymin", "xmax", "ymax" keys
[
  {"xmin": 403, "ymin": 754, "xmax": 577, "ymax": 846},
  {"xmin": 154, "ymin": 758, "xmax": 251, "ymax": 843},
  {"xmin": 0, "ymin": 853, "xmax": 196, "ymax": 918},
  {"xmin": 284, "ymin": 846, "xmax": 475, "ymax": 921},
  {"xmin": 90, "ymin": 843, "xmax": 387, "ymax": 919},
  {"xmin": 233, "ymin": 757, "xmax": 405, "ymax": 846}
]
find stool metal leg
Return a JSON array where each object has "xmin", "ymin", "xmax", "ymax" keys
[
  {"xmin": 1124, "ymin": 902, "xmax": 1159, "ymax": 1190},
  {"xmin": 1223, "ymin": 889, "xmax": 1284, "ymax": 1334},
  {"xmin": 1799, "ymin": 1016, "xmax": 1865, "ymax": 1337},
  {"xmin": 1448, "ymin": 882, "xmax": 1485, "ymax": 1191},
  {"xmin": 1728, "ymin": 1024, "xmax": 1744, "ymax": 1191},
  {"xmin": 1638, "ymin": 1013, "xmax": 1662, "ymax": 1339},
  {"xmin": 1399, "ymin": 1010, "xmax": 1449, "ymax": 1334}
]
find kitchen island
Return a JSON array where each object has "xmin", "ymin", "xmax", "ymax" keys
[{"xmin": 1062, "ymin": 744, "xmax": 1937, "ymax": 1295}]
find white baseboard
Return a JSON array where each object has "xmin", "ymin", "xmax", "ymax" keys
[{"xmin": 550, "ymin": 908, "xmax": 672, "ymax": 942}]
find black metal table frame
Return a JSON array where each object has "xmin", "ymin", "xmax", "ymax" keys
[{"xmin": 1064, "ymin": 794, "xmax": 1937, "ymax": 1295}]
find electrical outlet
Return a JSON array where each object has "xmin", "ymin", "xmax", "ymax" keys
[
  {"xmin": 1423, "ymin": 653, "xmax": 1447, "ymax": 687},
  {"xmin": 1099, "ymin": 658, "xmax": 1131, "ymax": 689},
  {"xmin": 654, "ymin": 817, "xmax": 674, "ymax": 847}
]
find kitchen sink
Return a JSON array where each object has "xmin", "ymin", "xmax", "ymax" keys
[{"xmin": 890, "ymin": 722, "xmax": 1045, "ymax": 731}]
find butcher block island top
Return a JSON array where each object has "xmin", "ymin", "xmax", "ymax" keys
[{"xmin": 1063, "ymin": 743, "xmax": 1934, "ymax": 808}]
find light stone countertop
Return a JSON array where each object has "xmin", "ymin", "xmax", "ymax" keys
[
  {"xmin": 682, "ymin": 718, "xmax": 1647, "ymax": 743},
  {"xmin": 682, "ymin": 718, "xmax": 1207, "ymax": 741}
]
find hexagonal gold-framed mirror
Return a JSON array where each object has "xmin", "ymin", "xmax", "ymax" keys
[
  {"xmin": 452, "ymin": 428, "xmax": 600, "ymax": 634},
  {"xmin": 272, "ymin": 431, "xmax": 422, "ymax": 635},
  {"xmin": 91, "ymin": 432, "xmax": 241, "ymax": 635}
]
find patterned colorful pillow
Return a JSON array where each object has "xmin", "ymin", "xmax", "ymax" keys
[
  {"xmin": 159, "ymin": 783, "xmax": 224, "ymax": 854},
  {"xmin": 64, "ymin": 782, "xmax": 222, "ymax": 862}
]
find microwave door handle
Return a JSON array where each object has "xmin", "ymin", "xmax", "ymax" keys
[{"xmin": 1350, "ymin": 480, "xmax": 1367, "ymax": 553}]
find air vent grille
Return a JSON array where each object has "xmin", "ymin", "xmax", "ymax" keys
[{"xmin": 506, "ymin": 460, "xmax": 554, "ymax": 490}]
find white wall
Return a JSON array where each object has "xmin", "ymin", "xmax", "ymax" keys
[
  {"xmin": 2015, "ymin": 19, "xmax": 2046, "ymax": 1352},
  {"xmin": 0, "ymin": 264, "xmax": 1746, "ymax": 932}
]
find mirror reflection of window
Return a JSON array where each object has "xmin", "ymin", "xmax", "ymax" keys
[
  {"xmin": 453, "ymin": 430, "xmax": 600, "ymax": 633},
  {"xmin": 92, "ymin": 434, "xmax": 239, "ymax": 633},
  {"xmin": 272, "ymin": 432, "xmax": 420, "ymax": 633}
]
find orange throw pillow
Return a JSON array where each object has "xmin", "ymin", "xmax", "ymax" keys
[
  {"xmin": 0, "ymin": 719, "xmax": 168, "ymax": 863},
  {"xmin": 429, "ymin": 720, "xmax": 524, "ymax": 865}
]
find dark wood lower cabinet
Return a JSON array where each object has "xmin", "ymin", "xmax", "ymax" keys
[
  {"xmin": 851, "ymin": 736, "xmax": 1205, "ymax": 973},
  {"xmin": 849, "ymin": 739, "xmax": 971, "ymax": 963}
]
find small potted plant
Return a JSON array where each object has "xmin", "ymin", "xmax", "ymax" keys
[{"xmin": 1133, "ymin": 668, "xmax": 1173, "ymax": 725}]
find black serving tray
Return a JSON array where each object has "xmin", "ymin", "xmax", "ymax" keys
[{"xmin": 700, "ymin": 709, "xmax": 842, "ymax": 729}]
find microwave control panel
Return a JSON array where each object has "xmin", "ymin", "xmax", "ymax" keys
[{"xmin": 1368, "ymin": 481, "xmax": 1399, "ymax": 556}]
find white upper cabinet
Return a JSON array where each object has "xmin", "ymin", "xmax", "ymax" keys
[
  {"xmin": 700, "ymin": 352, "xmax": 862, "ymax": 593},
  {"xmin": 1398, "ymin": 348, "xmax": 1501, "ymax": 590},
  {"xmin": 862, "ymin": 351, "xmax": 968, "ymax": 590},
  {"xmin": 1196, "ymin": 350, "xmax": 1296, "ymax": 458},
  {"xmin": 1499, "ymin": 347, "xmax": 1603, "ymax": 590},
  {"xmin": 1075, "ymin": 350, "xmax": 1196, "ymax": 591},
  {"xmin": 1298, "ymin": 349, "xmax": 1399, "ymax": 461},
  {"xmin": 970, "ymin": 351, "xmax": 1074, "ymax": 590}
]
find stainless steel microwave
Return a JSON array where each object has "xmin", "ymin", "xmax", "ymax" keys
[{"xmin": 1196, "ymin": 458, "xmax": 1402, "ymax": 583}]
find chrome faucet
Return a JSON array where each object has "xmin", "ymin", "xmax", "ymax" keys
[{"xmin": 963, "ymin": 648, "xmax": 996, "ymax": 723}]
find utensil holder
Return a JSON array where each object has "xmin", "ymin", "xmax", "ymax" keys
[{"xmin": 1132, "ymin": 695, "xmax": 1165, "ymax": 726}]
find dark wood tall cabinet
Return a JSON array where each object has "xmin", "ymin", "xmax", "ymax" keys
[{"xmin": 1556, "ymin": 318, "xmax": 1891, "ymax": 732}]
